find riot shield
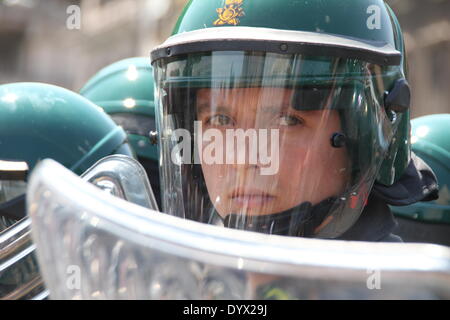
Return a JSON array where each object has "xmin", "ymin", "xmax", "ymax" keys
[
  {"xmin": 27, "ymin": 159, "xmax": 450, "ymax": 299},
  {"xmin": 0, "ymin": 155, "xmax": 158, "ymax": 299},
  {"xmin": 0, "ymin": 218, "xmax": 47, "ymax": 300}
]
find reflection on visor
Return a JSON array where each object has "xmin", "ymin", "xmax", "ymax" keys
[{"xmin": 155, "ymin": 51, "xmax": 398, "ymax": 238}]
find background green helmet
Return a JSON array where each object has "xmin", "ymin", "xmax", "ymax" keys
[
  {"xmin": 0, "ymin": 82, "xmax": 133, "ymax": 175},
  {"xmin": 150, "ymin": 0, "xmax": 412, "ymax": 238},
  {"xmin": 80, "ymin": 57, "xmax": 157, "ymax": 162},
  {"xmin": 80, "ymin": 57, "xmax": 160, "ymax": 206},
  {"xmin": 392, "ymin": 114, "xmax": 450, "ymax": 245},
  {"xmin": 0, "ymin": 82, "xmax": 134, "ymax": 228}
]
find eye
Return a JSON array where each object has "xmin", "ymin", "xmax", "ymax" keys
[
  {"xmin": 206, "ymin": 114, "xmax": 234, "ymax": 126},
  {"xmin": 278, "ymin": 114, "xmax": 304, "ymax": 127}
]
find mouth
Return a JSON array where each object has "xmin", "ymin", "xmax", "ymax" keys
[{"xmin": 229, "ymin": 190, "xmax": 276, "ymax": 208}]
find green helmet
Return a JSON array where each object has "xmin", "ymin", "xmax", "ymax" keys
[
  {"xmin": 0, "ymin": 82, "xmax": 134, "ymax": 228},
  {"xmin": 80, "ymin": 57, "xmax": 157, "ymax": 162},
  {"xmin": 151, "ymin": 0, "xmax": 411, "ymax": 239},
  {"xmin": 392, "ymin": 114, "xmax": 450, "ymax": 224},
  {"xmin": 80, "ymin": 57, "xmax": 160, "ymax": 204}
]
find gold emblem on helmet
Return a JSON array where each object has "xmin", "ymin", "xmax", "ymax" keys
[{"xmin": 214, "ymin": 0, "xmax": 245, "ymax": 26}]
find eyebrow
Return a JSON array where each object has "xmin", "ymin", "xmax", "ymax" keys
[{"xmin": 196, "ymin": 104, "xmax": 230, "ymax": 116}]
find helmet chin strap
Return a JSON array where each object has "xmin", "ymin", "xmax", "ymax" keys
[{"xmin": 223, "ymin": 197, "xmax": 336, "ymax": 237}]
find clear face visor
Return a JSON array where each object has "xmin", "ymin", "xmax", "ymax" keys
[
  {"xmin": 153, "ymin": 51, "xmax": 397, "ymax": 239},
  {"xmin": 109, "ymin": 113, "xmax": 156, "ymax": 137}
]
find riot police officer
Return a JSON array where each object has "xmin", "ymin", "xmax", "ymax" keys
[{"xmin": 149, "ymin": 0, "xmax": 438, "ymax": 241}]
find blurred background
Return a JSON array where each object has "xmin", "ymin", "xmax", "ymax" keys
[{"xmin": 0, "ymin": 0, "xmax": 448, "ymax": 117}]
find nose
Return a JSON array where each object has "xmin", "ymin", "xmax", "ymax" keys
[{"xmin": 227, "ymin": 135, "xmax": 262, "ymax": 171}]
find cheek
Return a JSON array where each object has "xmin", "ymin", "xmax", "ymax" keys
[
  {"xmin": 202, "ymin": 164, "xmax": 222, "ymax": 190},
  {"xmin": 275, "ymin": 144, "xmax": 310, "ymax": 200},
  {"xmin": 276, "ymin": 133, "xmax": 348, "ymax": 197},
  {"xmin": 201, "ymin": 164, "xmax": 231, "ymax": 207}
]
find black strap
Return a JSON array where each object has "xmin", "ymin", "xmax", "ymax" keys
[{"xmin": 223, "ymin": 197, "xmax": 335, "ymax": 237}]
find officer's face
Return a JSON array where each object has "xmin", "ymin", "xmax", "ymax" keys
[{"xmin": 196, "ymin": 87, "xmax": 349, "ymax": 217}]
